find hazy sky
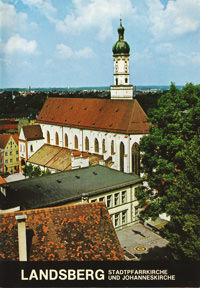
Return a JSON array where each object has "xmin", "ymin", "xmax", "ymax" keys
[{"xmin": 1, "ymin": 0, "xmax": 200, "ymax": 88}]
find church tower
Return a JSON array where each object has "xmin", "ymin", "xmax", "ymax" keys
[{"xmin": 110, "ymin": 19, "xmax": 133, "ymax": 100}]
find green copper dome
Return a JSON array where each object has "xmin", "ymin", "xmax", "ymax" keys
[{"xmin": 112, "ymin": 19, "xmax": 130, "ymax": 55}]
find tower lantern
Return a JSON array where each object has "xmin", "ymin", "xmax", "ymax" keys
[{"xmin": 110, "ymin": 19, "xmax": 133, "ymax": 100}]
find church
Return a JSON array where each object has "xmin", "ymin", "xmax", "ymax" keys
[{"xmin": 19, "ymin": 20, "xmax": 150, "ymax": 175}]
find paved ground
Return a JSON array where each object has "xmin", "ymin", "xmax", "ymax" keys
[
  {"xmin": 5, "ymin": 172, "xmax": 25, "ymax": 182},
  {"xmin": 117, "ymin": 222, "xmax": 169, "ymax": 260}
]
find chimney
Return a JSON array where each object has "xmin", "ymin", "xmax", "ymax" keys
[
  {"xmin": 81, "ymin": 193, "xmax": 89, "ymax": 203},
  {"xmin": 15, "ymin": 215, "xmax": 27, "ymax": 261}
]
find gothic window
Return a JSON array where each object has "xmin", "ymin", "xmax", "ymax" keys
[
  {"xmin": 47, "ymin": 131, "xmax": 50, "ymax": 144},
  {"xmin": 102, "ymin": 139, "xmax": 106, "ymax": 153},
  {"xmin": 85, "ymin": 136, "xmax": 89, "ymax": 151},
  {"xmin": 132, "ymin": 143, "xmax": 140, "ymax": 176},
  {"xmin": 65, "ymin": 134, "xmax": 68, "ymax": 147},
  {"xmin": 94, "ymin": 138, "xmax": 99, "ymax": 153},
  {"xmin": 74, "ymin": 135, "xmax": 78, "ymax": 149},
  {"xmin": 120, "ymin": 142, "xmax": 125, "ymax": 172},
  {"xmin": 111, "ymin": 140, "xmax": 114, "ymax": 154},
  {"xmin": 55, "ymin": 132, "xmax": 59, "ymax": 146}
]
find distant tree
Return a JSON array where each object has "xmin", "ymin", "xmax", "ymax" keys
[
  {"xmin": 136, "ymin": 83, "xmax": 200, "ymax": 260},
  {"xmin": 42, "ymin": 168, "xmax": 51, "ymax": 176}
]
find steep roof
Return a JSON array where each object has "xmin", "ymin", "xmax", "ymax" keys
[
  {"xmin": 0, "ymin": 176, "xmax": 6, "ymax": 184},
  {"xmin": 2, "ymin": 165, "xmax": 141, "ymax": 210},
  {"xmin": 27, "ymin": 144, "xmax": 113, "ymax": 171},
  {"xmin": 37, "ymin": 98, "xmax": 150, "ymax": 134},
  {"xmin": 22, "ymin": 125, "xmax": 44, "ymax": 141},
  {"xmin": 0, "ymin": 202, "xmax": 125, "ymax": 261},
  {"xmin": 0, "ymin": 134, "xmax": 10, "ymax": 149}
]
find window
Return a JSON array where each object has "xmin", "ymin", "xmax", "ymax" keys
[
  {"xmin": 74, "ymin": 135, "xmax": 78, "ymax": 149},
  {"xmin": 102, "ymin": 139, "xmax": 106, "ymax": 153},
  {"xmin": 132, "ymin": 143, "xmax": 140, "ymax": 176},
  {"xmin": 5, "ymin": 152, "xmax": 8, "ymax": 156},
  {"xmin": 122, "ymin": 211, "xmax": 127, "ymax": 225},
  {"xmin": 20, "ymin": 145, "xmax": 22, "ymax": 152},
  {"xmin": 135, "ymin": 206, "xmax": 139, "ymax": 217},
  {"xmin": 114, "ymin": 193, "xmax": 120, "ymax": 206},
  {"xmin": 111, "ymin": 140, "xmax": 114, "ymax": 154},
  {"xmin": 16, "ymin": 158, "xmax": 19, "ymax": 161},
  {"xmin": 16, "ymin": 150, "xmax": 18, "ymax": 154},
  {"xmin": 121, "ymin": 191, "xmax": 127, "ymax": 204},
  {"xmin": 115, "ymin": 213, "xmax": 120, "ymax": 227},
  {"xmin": 85, "ymin": 136, "xmax": 89, "ymax": 151},
  {"xmin": 91, "ymin": 199, "xmax": 97, "ymax": 202},
  {"xmin": 94, "ymin": 138, "xmax": 99, "ymax": 153},
  {"xmin": 10, "ymin": 159, "xmax": 13, "ymax": 163},
  {"xmin": 5, "ymin": 160, "xmax": 8, "ymax": 163},
  {"xmin": 99, "ymin": 197, "xmax": 105, "ymax": 202},
  {"xmin": 30, "ymin": 145, "xmax": 33, "ymax": 152},
  {"xmin": 47, "ymin": 131, "xmax": 50, "ymax": 144},
  {"xmin": 65, "ymin": 134, "xmax": 68, "ymax": 147},
  {"xmin": 10, "ymin": 151, "xmax": 12, "ymax": 156},
  {"xmin": 55, "ymin": 132, "xmax": 59, "ymax": 146},
  {"xmin": 106, "ymin": 195, "xmax": 112, "ymax": 208},
  {"xmin": 125, "ymin": 78, "xmax": 128, "ymax": 83}
]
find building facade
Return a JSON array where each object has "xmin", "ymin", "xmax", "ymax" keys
[{"xmin": 0, "ymin": 134, "xmax": 19, "ymax": 174}]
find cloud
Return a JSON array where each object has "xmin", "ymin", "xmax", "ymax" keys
[
  {"xmin": 147, "ymin": 0, "xmax": 200, "ymax": 39},
  {"xmin": 56, "ymin": 43, "xmax": 95, "ymax": 59},
  {"xmin": 22, "ymin": 0, "xmax": 57, "ymax": 22},
  {"xmin": 0, "ymin": 0, "xmax": 27, "ymax": 34},
  {"xmin": 56, "ymin": 0, "xmax": 135, "ymax": 40},
  {"xmin": 4, "ymin": 34, "xmax": 37, "ymax": 54}
]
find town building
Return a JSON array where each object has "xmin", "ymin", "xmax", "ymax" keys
[
  {"xmin": 0, "ymin": 202, "xmax": 125, "ymax": 261},
  {"xmin": 0, "ymin": 134, "xmax": 19, "ymax": 174},
  {"xmin": 1, "ymin": 165, "xmax": 141, "ymax": 229},
  {"xmin": 0, "ymin": 119, "xmax": 18, "ymax": 134},
  {"xmin": 18, "ymin": 20, "xmax": 150, "ymax": 174}
]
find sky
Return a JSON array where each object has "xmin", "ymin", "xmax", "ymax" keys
[{"xmin": 0, "ymin": 0, "xmax": 200, "ymax": 88}]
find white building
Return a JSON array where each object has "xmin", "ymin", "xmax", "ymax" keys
[{"xmin": 19, "ymin": 20, "xmax": 150, "ymax": 175}]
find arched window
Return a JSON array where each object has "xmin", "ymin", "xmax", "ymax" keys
[
  {"xmin": 132, "ymin": 143, "xmax": 140, "ymax": 176},
  {"xmin": 30, "ymin": 145, "xmax": 33, "ymax": 152},
  {"xmin": 125, "ymin": 78, "xmax": 128, "ymax": 83},
  {"xmin": 47, "ymin": 131, "xmax": 50, "ymax": 144},
  {"xmin": 55, "ymin": 132, "xmax": 59, "ymax": 146},
  {"xmin": 102, "ymin": 139, "xmax": 106, "ymax": 153},
  {"xmin": 94, "ymin": 138, "xmax": 99, "ymax": 153},
  {"xmin": 116, "ymin": 78, "xmax": 118, "ymax": 85},
  {"xmin": 111, "ymin": 140, "xmax": 114, "ymax": 154},
  {"xmin": 120, "ymin": 142, "xmax": 125, "ymax": 172},
  {"xmin": 65, "ymin": 134, "xmax": 68, "ymax": 147},
  {"xmin": 85, "ymin": 137, "xmax": 89, "ymax": 151},
  {"xmin": 74, "ymin": 135, "xmax": 78, "ymax": 149}
]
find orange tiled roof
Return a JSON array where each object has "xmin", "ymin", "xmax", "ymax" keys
[
  {"xmin": 0, "ymin": 176, "xmax": 6, "ymax": 184},
  {"xmin": 0, "ymin": 134, "xmax": 11, "ymax": 149},
  {"xmin": 22, "ymin": 125, "xmax": 44, "ymax": 141},
  {"xmin": 37, "ymin": 98, "xmax": 150, "ymax": 134},
  {"xmin": 0, "ymin": 202, "xmax": 125, "ymax": 261}
]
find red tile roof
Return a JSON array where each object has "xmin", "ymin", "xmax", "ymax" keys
[
  {"xmin": 22, "ymin": 125, "xmax": 44, "ymax": 141},
  {"xmin": 37, "ymin": 98, "xmax": 150, "ymax": 134},
  {"xmin": 0, "ymin": 176, "xmax": 6, "ymax": 184},
  {"xmin": 0, "ymin": 202, "xmax": 125, "ymax": 261},
  {"xmin": 0, "ymin": 134, "xmax": 11, "ymax": 149}
]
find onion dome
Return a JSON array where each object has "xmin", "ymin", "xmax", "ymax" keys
[{"xmin": 112, "ymin": 19, "xmax": 130, "ymax": 55}]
